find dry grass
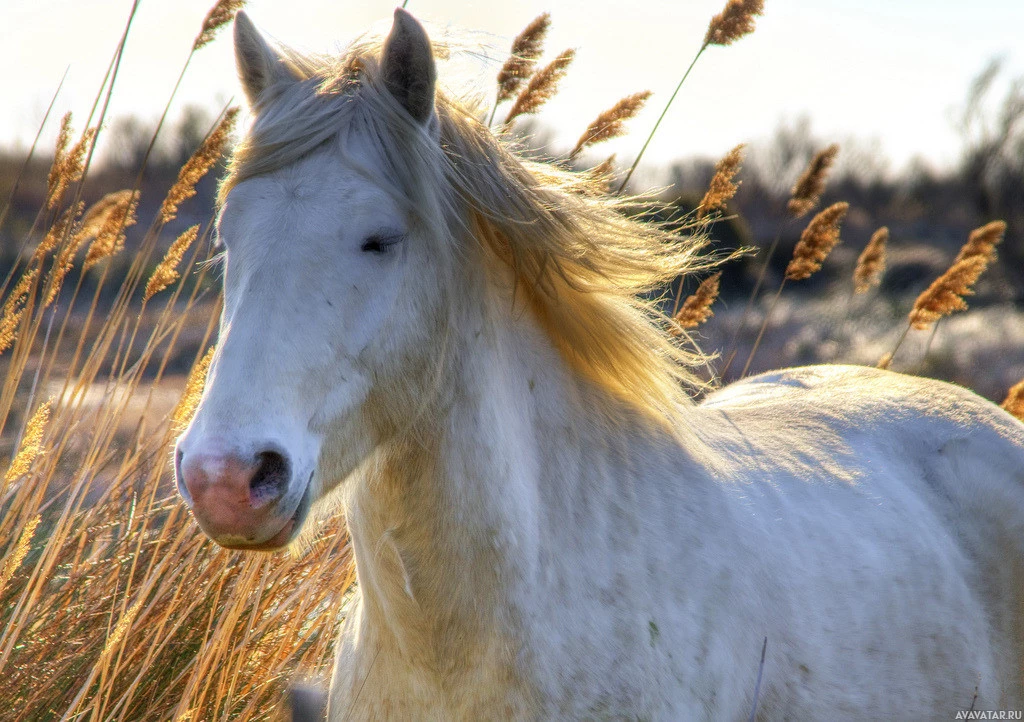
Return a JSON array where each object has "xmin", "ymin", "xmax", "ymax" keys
[
  {"xmin": 704, "ymin": 0, "xmax": 765, "ymax": 47},
  {"xmin": 697, "ymin": 144, "xmax": 745, "ymax": 219},
  {"xmin": 495, "ymin": 13, "xmax": 550, "ymax": 106},
  {"xmin": 672, "ymin": 272, "xmax": 722, "ymax": 333},
  {"xmin": 785, "ymin": 202, "xmax": 849, "ymax": 282},
  {"xmin": 853, "ymin": 226, "xmax": 889, "ymax": 294},
  {"xmin": 0, "ymin": 3, "xmax": 353, "ymax": 719},
  {"xmin": 502, "ymin": 49, "xmax": 576, "ymax": 128},
  {"xmin": 145, "ymin": 224, "xmax": 200, "ymax": 302},
  {"xmin": 569, "ymin": 92, "xmax": 653, "ymax": 160},
  {"xmin": 159, "ymin": 107, "xmax": 239, "ymax": 225},
  {"xmin": 908, "ymin": 254, "xmax": 990, "ymax": 330},
  {"xmin": 1003, "ymin": 379, "xmax": 1024, "ymax": 421},
  {"xmin": 788, "ymin": 143, "xmax": 840, "ymax": 219}
]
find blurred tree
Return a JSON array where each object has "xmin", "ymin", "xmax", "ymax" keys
[
  {"xmin": 107, "ymin": 116, "xmax": 156, "ymax": 173},
  {"xmin": 168, "ymin": 106, "xmax": 216, "ymax": 169},
  {"xmin": 955, "ymin": 59, "xmax": 1024, "ymax": 297}
]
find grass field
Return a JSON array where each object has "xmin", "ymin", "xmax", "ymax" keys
[{"xmin": 0, "ymin": 0, "xmax": 1020, "ymax": 719}]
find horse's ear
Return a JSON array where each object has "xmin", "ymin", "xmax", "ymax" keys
[
  {"xmin": 380, "ymin": 9, "xmax": 437, "ymax": 124},
  {"xmin": 233, "ymin": 11, "xmax": 296, "ymax": 107}
]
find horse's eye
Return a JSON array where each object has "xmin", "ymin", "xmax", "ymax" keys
[{"xmin": 361, "ymin": 234, "xmax": 402, "ymax": 254}]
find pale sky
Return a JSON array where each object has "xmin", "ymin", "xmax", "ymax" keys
[{"xmin": 3, "ymin": 0, "xmax": 1023, "ymax": 178}]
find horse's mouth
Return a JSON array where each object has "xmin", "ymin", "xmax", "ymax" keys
[{"xmin": 216, "ymin": 474, "xmax": 313, "ymax": 552}]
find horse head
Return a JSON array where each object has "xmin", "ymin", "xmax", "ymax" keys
[{"xmin": 175, "ymin": 10, "xmax": 445, "ymax": 550}]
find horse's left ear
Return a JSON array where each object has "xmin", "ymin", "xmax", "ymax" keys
[{"xmin": 380, "ymin": 9, "xmax": 437, "ymax": 124}]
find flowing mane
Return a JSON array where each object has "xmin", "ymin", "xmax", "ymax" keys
[{"xmin": 220, "ymin": 32, "xmax": 715, "ymax": 428}]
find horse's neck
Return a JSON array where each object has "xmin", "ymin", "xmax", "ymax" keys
[{"xmin": 343, "ymin": 296, "xmax": 698, "ymax": 686}]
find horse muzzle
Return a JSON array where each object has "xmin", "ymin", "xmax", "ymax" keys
[{"xmin": 175, "ymin": 441, "xmax": 311, "ymax": 550}]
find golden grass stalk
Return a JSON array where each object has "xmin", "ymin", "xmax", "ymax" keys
[
  {"xmin": 569, "ymin": 91, "xmax": 652, "ymax": 159},
  {"xmin": 697, "ymin": 144, "xmax": 745, "ymax": 219},
  {"xmin": 34, "ymin": 201, "xmax": 83, "ymax": 261},
  {"xmin": 0, "ymin": 516, "xmax": 39, "ymax": 597},
  {"xmin": 74, "ymin": 190, "xmax": 135, "ymax": 247},
  {"xmin": 907, "ymin": 254, "xmax": 988, "ymax": 331},
  {"xmin": 672, "ymin": 272, "xmax": 721, "ymax": 333},
  {"xmin": 788, "ymin": 143, "xmax": 840, "ymax": 219},
  {"xmin": 619, "ymin": 0, "xmax": 764, "ymax": 194},
  {"xmin": 99, "ymin": 595, "xmax": 146, "ymax": 662},
  {"xmin": 159, "ymin": 107, "xmax": 239, "ymax": 225},
  {"xmin": 741, "ymin": 202, "xmax": 849, "ymax": 378},
  {"xmin": 853, "ymin": 226, "xmax": 889, "ymax": 294},
  {"xmin": 954, "ymin": 220, "xmax": 1006, "ymax": 264},
  {"xmin": 42, "ymin": 204, "xmax": 88, "ymax": 308},
  {"xmin": 173, "ymin": 346, "xmax": 215, "ymax": 431},
  {"xmin": 48, "ymin": 127, "xmax": 96, "ymax": 210},
  {"xmin": 704, "ymin": 0, "xmax": 765, "ymax": 47},
  {"xmin": 45, "ymin": 112, "xmax": 73, "ymax": 204},
  {"xmin": 785, "ymin": 202, "xmax": 849, "ymax": 281},
  {"xmin": 495, "ymin": 13, "xmax": 551, "ymax": 106},
  {"xmin": 193, "ymin": 0, "xmax": 246, "ymax": 51},
  {"xmin": 502, "ymin": 49, "xmax": 576, "ymax": 128},
  {"xmin": 4, "ymin": 400, "xmax": 51, "ymax": 484},
  {"xmin": 84, "ymin": 190, "xmax": 139, "ymax": 270},
  {"xmin": 145, "ymin": 225, "xmax": 200, "ymax": 301},
  {"xmin": 0, "ymin": 267, "xmax": 40, "ymax": 355},
  {"xmin": 882, "ymin": 221, "xmax": 1002, "ymax": 367},
  {"xmin": 1002, "ymin": 379, "xmax": 1024, "ymax": 421}
]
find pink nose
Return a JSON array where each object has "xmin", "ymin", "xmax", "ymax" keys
[{"xmin": 176, "ymin": 448, "xmax": 295, "ymax": 548}]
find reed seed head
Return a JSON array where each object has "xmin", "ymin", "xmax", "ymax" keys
[
  {"xmin": 46, "ymin": 112, "xmax": 73, "ymax": 203},
  {"xmin": 0, "ymin": 267, "xmax": 40, "ymax": 355},
  {"xmin": 194, "ymin": 0, "xmax": 246, "ymax": 51},
  {"xmin": 496, "ymin": 13, "xmax": 551, "ymax": 104},
  {"xmin": 570, "ymin": 91, "xmax": 652, "ymax": 159},
  {"xmin": 84, "ymin": 190, "xmax": 139, "ymax": 270},
  {"xmin": 173, "ymin": 346, "xmax": 216, "ymax": 431},
  {"xmin": 0, "ymin": 516, "xmax": 40, "ymax": 596},
  {"xmin": 788, "ymin": 143, "xmax": 839, "ymax": 219},
  {"xmin": 785, "ymin": 201, "xmax": 849, "ymax": 281},
  {"xmin": 41, "ymin": 202, "xmax": 86, "ymax": 308},
  {"xmin": 853, "ymin": 226, "xmax": 889, "ymax": 294},
  {"xmin": 502, "ymin": 49, "xmax": 576, "ymax": 127},
  {"xmin": 907, "ymin": 254, "xmax": 989, "ymax": 331},
  {"xmin": 1001, "ymin": 379, "xmax": 1024, "ymax": 422},
  {"xmin": 145, "ymin": 225, "xmax": 200, "ymax": 301},
  {"xmin": 99, "ymin": 596, "xmax": 145, "ymax": 661},
  {"xmin": 4, "ymin": 400, "xmax": 51, "ymax": 484},
  {"xmin": 697, "ymin": 144, "xmax": 745, "ymax": 219},
  {"xmin": 159, "ymin": 107, "xmax": 239, "ymax": 225},
  {"xmin": 672, "ymin": 272, "xmax": 722, "ymax": 333},
  {"xmin": 954, "ymin": 220, "xmax": 1006, "ymax": 264},
  {"xmin": 35, "ymin": 201, "xmax": 83, "ymax": 261},
  {"xmin": 48, "ymin": 125, "xmax": 95, "ymax": 210},
  {"xmin": 75, "ymin": 191, "xmax": 134, "ymax": 247},
  {"xmin": 704, "ymin": 0, "xmax": 765, "ymax": 47}
]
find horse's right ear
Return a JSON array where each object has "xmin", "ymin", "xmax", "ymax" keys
[{"xmin": 234, "ymin": 11, "xmax": 296, "ymax": 107}]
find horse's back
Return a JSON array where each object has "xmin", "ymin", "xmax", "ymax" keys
[
  {"xmin": 703, "ymin": 364, "xmax": 1024, "ymax": 503},
  {"xmin": 698, "ymin": 364, "xmax": 1024, "ymax": 713}
]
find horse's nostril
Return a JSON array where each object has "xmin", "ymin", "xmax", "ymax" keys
[{"xmin": 249, "ymin": 450, "xmax": 290, "ymax": 507}]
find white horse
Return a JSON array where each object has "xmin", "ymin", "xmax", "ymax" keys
[{"xmin": 174, "ymin": 9, "xmax": 1024, "ymax": 720}]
